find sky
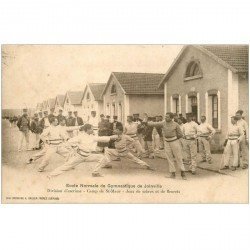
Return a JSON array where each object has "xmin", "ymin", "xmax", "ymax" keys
[{"xmin": 2, "ymin": 45, "xmax": 182, "ymax": 109}]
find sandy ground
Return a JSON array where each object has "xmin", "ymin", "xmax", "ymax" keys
[{"xmin": 1, "ymin": 119, "xmax": 249, "ymax": 204}]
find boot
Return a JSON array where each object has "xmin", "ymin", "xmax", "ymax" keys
[
  {"xmin": 166, "ymin": 172, "xmax": 176, "ymax": 179},
  {"xmin": 181, "ymin": 171, "xmax": 187, "ymax": 180}
]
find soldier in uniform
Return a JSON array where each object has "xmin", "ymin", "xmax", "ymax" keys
[
  {"xmin": 47, "ymin": 124, "xmax": 115, "ymax": 178},
  {"xmin": 124, "ymin": 115, "xmax": 144, "ymax": 158},
  {"xmin": 48, "ymin": 108, "xmax": 55, "ymax": 124},
  {"xmin": 97, "ymin": 116, "xmax": 111, "ymax": 151},
  {"xmin": 73, "ymin": 111, "xmax": 84, "ymax": 126},
  {"xmin": 235, "ymin": 110, "xmax": 248, "ymax": 169},
  {"xmin": 197, "ymin": 115, "xmax": 216, "ymax": 164},
  {"xmin": 17, "ymin": 108, "xmax": 30, "ymax": 152},
  {"xmin": 57, "ymin": 109, "xmax": 65, "ymax": 124},
  {"xmin": 66, "ymin": 111, "xmax": 75, "ymax": 138},
  {"xmin": 40, "ymin": 111, "xmax": 51, "ymax": 130},
  {"xmin": 221, "ymin": 116, "xmax": 244, "ymax": 171},
  {"xmin": 182, "ymin": 113, "xmax": 199, "ymax": 174},
  {"xmin": 146, "ymin": 112, "xmax": 186, "ymax": 179},
  {"xmin": 30, "ymin": 113, "xmax": 41, "ymax": 150},
  {"xmin": 35, "ymin": 117, "xmax": 70, "ymax": 172},
  {"xmin": 94, "ymin": 125, "xmax": 155, "ymax": 177},
  {"xmin": 141, "ymin": 117, "xmax": 155, "ymax": 159},
  {"xmin": 88, "ymin": 111, "xmax": 99, "ymax": 135}
]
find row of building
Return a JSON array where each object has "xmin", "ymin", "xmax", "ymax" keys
[{"xmin": 36, "ymin": 45, "xmax": 249, "ymax": 150}]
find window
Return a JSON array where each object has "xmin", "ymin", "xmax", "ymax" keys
[
  {"xmin": 212, "ymin": 95, "xmax": 218, "ymax": 128},
  {"xmin": 86, "ymin": 92, "xmax": 90, "ymax": 101},
  {"xmin": 173, "ymin": 97, "xmax": 179, "ymax": 114},
  {"xmin": 185, "ymin": 61, "xmax": 202, "ymax": 80},
  {"xmin": 111, "ymin": 84, "xmax": 116, "ymax": 94}
]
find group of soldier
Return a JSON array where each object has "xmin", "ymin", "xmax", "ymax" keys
[{"xmin": 10, "ymin": 107, "xmax": 248, "ymax": 180}]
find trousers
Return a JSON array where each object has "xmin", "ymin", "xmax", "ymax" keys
[
  {"xmin": 144, "ymin": 140, "xmax": 154, "ymax": 158},
  {"xmin": 30, "ymin": 133, "xmax": 40, "ymax": 149},
  {"xmin": 49, "ymin": 153, "xmax": 104, "ymax": 177},
  {"xmin": 37, "ymin": 144, "xmax": 70, "ymax": 171},
  {"xmin": 239, "ymin": 136, "xmax": 248, "ymax": 166},
  {"xmin": 198, "ymin": 137, "xmax": 212, "ymax": 162},
  {"xmin": 183, "ymin": 139, "xmax": 197, "ymax": 171},
  {"xmin": 96, "ymin": 148, "xmax": 149, "ymax": 171},
  {"xmin": 127, "ymin": 137, "xmax": 144, "ymax": 157},
  {"xmin": 224, "ymin": 140, "xmax": 239, "ymax": 167},
  {"xmin": 164, "ymin": 139, "xmax": 185, "ymax": 173},
  {"xmin": 18, "ymin": 131, "xmax": 30, "ymax": 151}
]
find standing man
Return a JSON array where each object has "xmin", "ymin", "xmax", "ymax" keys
[
  {"xmin": 124, "ymin": 115, "xmax": 144, "ymax": 158},
  {"xmin": 197, "ymin": 115, "xmax": 216, "ymax": 164},
  {"xmin": 182, "ymin": 113, "xmax": 199, "ymax": 174},
  {"xmin": 36, "ymin": 117, "xmax": 70, "ymax": 172},
  {"xmin": 97, "ymin": 115, "xmax": 111, "ymax": 151},
  {"xmin": 235, "ymin": 110, "xmax": 248, "ymax": 169},
  {"xmin": 66, "ymin": 111, "xmax": 75, "ymax": 138},
  {"xmin": 146, "ymin": 112, "xmax": 186, "ymax": 179},
  {"xmin": 57, "ymin": 109, "xmax": 65, "ymax": 124},
  {"xmin": 111, "ymin": 115, "xmax": 122, "ymax": 134},
  {"xmin": 30, "ymin": 113, "xmax": 41, "ymax": 150},
  {"xmin": 48, "ymin": 108, "xmax": 55, "ymax": 124},
  {"xmin": 221, "ymin": 116, "xmax": 244, "ymax": 171},
  {"xmin": 17, "ymin": 108, "xmax": 30, "ymax": 152},
  {"xmin": 141, "ymin": 117, "xmax": 155, "ymax": 159},
  {"xmin": 73, "ymin": 111, "xmax": 84, "ymax": 126},
  {"xmin": 40, "ymin": 111, "xmax": 51, "ymax": 130},
  {"xmin": 88, "ymin": 111, "xmax": 99, "ymax": 135}
]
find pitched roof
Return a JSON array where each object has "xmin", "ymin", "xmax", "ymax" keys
[
  {"xmin": 48, "ymin": 98, "xmax": 56, "ymax": 109},
  {"xmin": 88, "ymin": 83, "xmax": 106, "ymax": 101},
  {"xmin": 56, "ymin": 94, "xmax": 65, "ymax": 106},
  {"xmin": 159, "ymin": 45, "xmax": 249, "ymax": 88},
  {"xmin": 66, "ymin": 91, "xmax": 84, "ymax": 105},
  {"xmin": 201, "ymin": 45, "xmax": 248, "ymax": 73},
  {"xmin": 103, "ymin": 72, "xmax": 164, "ymax": 95}
]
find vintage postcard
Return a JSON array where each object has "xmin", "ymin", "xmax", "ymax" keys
[{"xmin": 1, "ymin": 44, "xmax": 249, "ymax": 203}]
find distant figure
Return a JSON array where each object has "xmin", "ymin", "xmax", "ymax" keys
[
  {"xmin": 17, "ymin": 108, "xmax": 30, "ymax": 152},
  {"xmin": 48, "ymin": 108, "xmax": 55, "ymax": 124},
  {"xmin": 66, "ymin": 111, "xmax": 75, "ymax": 137},
  {"xmin": 73, "ymin": 111, "xmax": 84, "ymax": 126},
  {"xmin": 57, "ymin": 109, "xmax": 65, "ymax": 124}
]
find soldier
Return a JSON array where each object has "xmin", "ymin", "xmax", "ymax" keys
[
  {"xmin": 141, "ymin": 117, "xmax": 155, "ymax": 159},
  {"xmin": 235, "ymin": 110, "xmax": 248, "ymax": 169},
  {"xmin": 47, "ymin": 124, "xmax": 115, "ymax": 178},
  {"xmin": 124, "ymin": 115, "xmax": 144, "ymax": 158},
  {"xmin": 94, "ymin": 125, "xmax": 155, "ymax": 177},
  {"xmin": 30, "ymin": 113, "xmax": 41, "ymax": 150},
  {"xmin": 48, "ymin": 108, "xmax": 55, "ymax": 124},
  {"xmin": 35, "ymin": 117, "xmax": 70, "ymax": 172},
  {"xmin": 111, "ymin": 115, "xmax": 123, "ymax": 133},
  {"xmin": 197, "ymin": 115, "xmax": 216, "ymax": 164},
  {"xmin": 146, "ymin": 112, "xmax": 186, "ymax": 179},
  {"xmin": 182, "ymin": 113, "xmax": 199, "ymax": 174},
  {"xmin": 155, "ymin": 115, "xmax": 164, "ymax": 150},
  {"xmin": 97, "ymin": 115, "xmax": 111, "ymax": 151},
  {"xmin": 57, "ymin": 109, "xmax": 65, "ymax": 124},
  {"xmin": 73, "ymin": 111, "xmax": 84, "ymax": 126},
  {"xmin": 88, "ymin": 111, "xmax": 99, "ymax": 135},
  {"xmin": 221, "ymin": 116, "xmax": 244, "ymax": 171},
  {"xmin": 40, "ymin": 111, "xmax": 51, "ymax": 130},
  {"xmin": 26, "ymin": 118, "xmax": 79, "ymax": 165},
  {"xmin": 17, "ymin": 108, "xmax": 30, "ymax": 152},
  {"xmin": 66, "ymin": 111, "xmax": 75, "ymax": 138},
  {"xmin": 177, "ymin": 117, "xmax": 187, "ymax": 164}
]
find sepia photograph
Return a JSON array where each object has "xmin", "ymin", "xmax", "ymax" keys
[{"xmin": 1, "ymin": 44, "xmax": 249, "ymax": 203}]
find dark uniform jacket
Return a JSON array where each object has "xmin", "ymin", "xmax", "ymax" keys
[
  {"xmin": 57, "ymin": 114, "xmax": 66, "ymax": 123},
  {"xmin": 30, "ymin": 120, "xmax": 42, "ymax": 134},
  {"xmin": 73, "ymin": 117, "xmax": 84, "ymax": 126},
  {"xmin": 17, "ymin": 115, "xmax": 30, "ymax": 132},
  {"xmin": 66, "ymin": 117, "xmax": 75, "ymax": 127},
  {"xmin": 111, "ymin": 121, "xmax": 123, "ymax": 134},
  {"xmin": 48, "ymin": 114, "xmax": 55, "ymax": 124}
]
